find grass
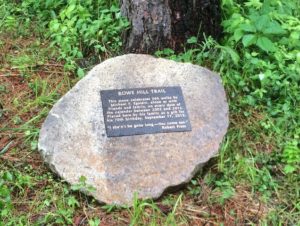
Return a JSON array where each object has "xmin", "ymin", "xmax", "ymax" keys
[
  {"xmin": 1, "ymin": 0, "xmax": 299, "ymax": 225},
  {"xmin": 0, "ymin": 33, "xmax": 283, "ymax": 225}
]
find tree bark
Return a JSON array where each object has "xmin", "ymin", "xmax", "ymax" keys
[{"xmin": 121, "ymin": 0, "xmax": 222, "ymax": 54}]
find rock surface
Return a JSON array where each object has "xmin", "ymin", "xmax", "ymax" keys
[{"xmin": 38, "ymin": 54, "xmax": 229, "ymax": 205}]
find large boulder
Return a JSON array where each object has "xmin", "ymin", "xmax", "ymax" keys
[{"xmin": 38, "ymin": 54, "xmax": 229, "ymax": 205}]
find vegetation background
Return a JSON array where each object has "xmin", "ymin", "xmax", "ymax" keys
[{"xmin": 0, "ymin": 0, "xmax": 299, "ymax": 225}]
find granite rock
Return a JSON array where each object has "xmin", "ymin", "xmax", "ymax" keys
[{"xmin": 38, "ymin": 54, "xmax": 229, "ymax": 205}]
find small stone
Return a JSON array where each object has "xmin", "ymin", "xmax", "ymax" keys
[{"xmin": 38, "ymin": 54, "xmax": 229, "ymax": 205}]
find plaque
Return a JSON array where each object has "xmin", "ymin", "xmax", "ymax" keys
[{"xmin": 100, "ymin": 86, "xmax": 192, "ymax": 137}]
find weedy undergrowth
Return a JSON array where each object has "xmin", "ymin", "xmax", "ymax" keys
[
  {"xmin": 1, "ymin": 0, "xmax": 299, "ymax": 225},
  {"xmin": 156, "ymin": 0, "xmax": 300, "ymax": 224},
  {"xmin": 0, "ymin": 0, "xmax": 129, "ymax": 76}
]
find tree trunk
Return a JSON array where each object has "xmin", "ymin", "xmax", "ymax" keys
[{"xmin": 120, "ymin": 0, "xmax": 222, "ymax": 54}]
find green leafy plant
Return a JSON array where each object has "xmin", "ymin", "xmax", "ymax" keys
[
  {"xmin": 0, "ymin": 170, "xmax": 34, "ymax": 223},
  {"xmin": 47, "ymin": 0, "xmax": 129, "ymax": 74},
  {"xmin": 1, "ymin": 0, "xmax": 129, "ymax": 75},
  {"xmin": 224, "ymin": 7, "xmax": 287, "ymax": 52},
  {"xmin": 88, "ymin": 218, "xmax": 101, "ymax": 226},
  {"xmin": 71, "ymin": 175, "xmax": 96, "ymax": 193},
  {"xmin": 282, "ymin": 142, "xmax": 300, "ymax": 174},
  {"xmin": 0, "ymin": 172, "xmax": 13, "ymax": 220},
  {"xmin": 156, "ymin": 0, "xmax": 299, "ymax": 223}
]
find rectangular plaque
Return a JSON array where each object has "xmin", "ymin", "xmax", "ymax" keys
[{"xmin": 100, "ymin": 86, "xmax": 192, "ymax": 137}]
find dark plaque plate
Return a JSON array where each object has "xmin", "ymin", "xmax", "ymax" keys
[{"xmin": 100, "ymin": 86, "xmax": 192, "ymax": 137}]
